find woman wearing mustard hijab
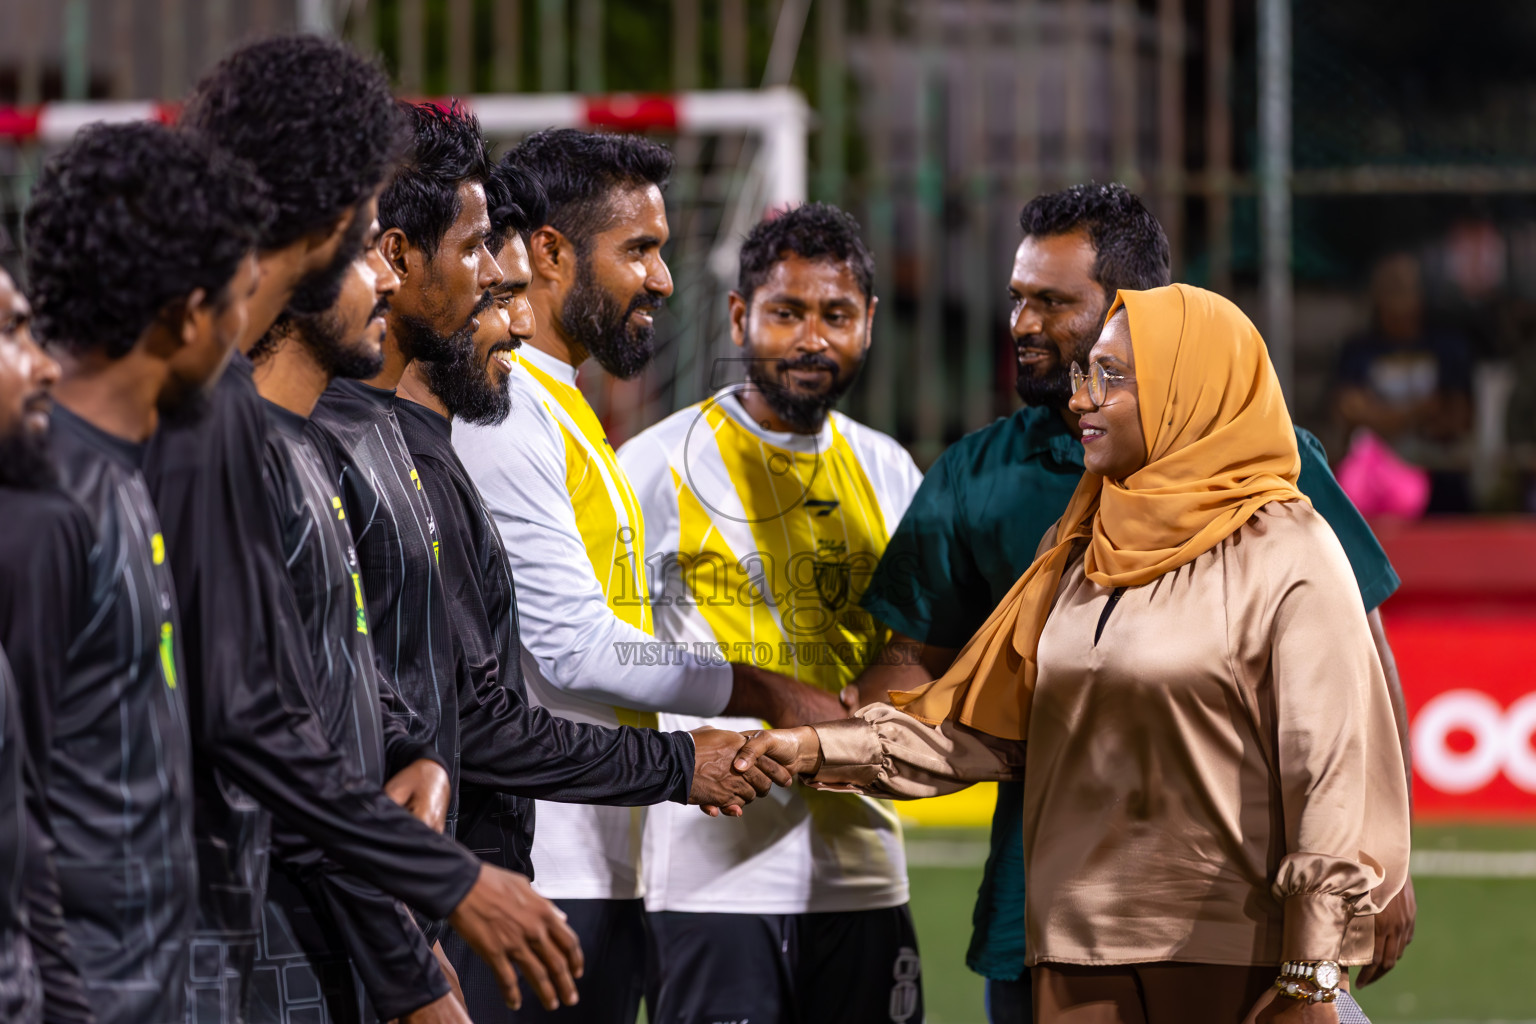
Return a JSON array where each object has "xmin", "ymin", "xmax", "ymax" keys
[{"xmin": 736, "ymin": 284, "xmax": 1411, "ymax": 1023}]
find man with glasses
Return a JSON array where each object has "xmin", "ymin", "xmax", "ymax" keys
[{"xmin": 846, "ymin": 184, "xmax": 1415, "ymax": 1023}]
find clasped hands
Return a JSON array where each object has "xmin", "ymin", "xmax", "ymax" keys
[{"xmin": 688, "ymin": 725, "xmax": 826, "ymax": 816}]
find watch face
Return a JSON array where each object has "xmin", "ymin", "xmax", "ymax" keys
[{"xmin": 1315, "ymin": 961, "xmax": 1341, "ymax": 990}]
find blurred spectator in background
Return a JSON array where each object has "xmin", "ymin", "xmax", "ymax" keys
[{"xmin": 1336, "ymin": 251, "xmax": 1475, "ymax": 513}]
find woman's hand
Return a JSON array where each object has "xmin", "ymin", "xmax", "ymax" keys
[
  {"xmin": 689, "ymin": 727, "xmax": 785, "ymax": 816},
  {"xmin": 1241, "ymin": 987, "xmax": 1340, "ymax": 1024},
  {"xmin": 732, "ymin": 726, "xmax": 823, "ymax": 778},
  {"xmin": 1358, "ymin": 877, "xmax": 1416, "ymax": 985}
]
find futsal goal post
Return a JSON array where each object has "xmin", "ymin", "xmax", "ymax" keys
[{"xmin": 0, "ymin": 87, "xmax": 813, "ymax": 441}]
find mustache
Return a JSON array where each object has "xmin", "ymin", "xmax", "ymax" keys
[
  {"xmin": 625, "ymin": 290, "xmax": 665, "ymax": 317},
  {"xmin": 23, "ymin": 391, "xmax": 52, "ymax": 415},
  {"xmin": 778, "ymin": 352, "xmax": 840, "ymax": 377},
  {"xmin": 369, "ymin": 298, "xmax": 391, "ymax": 321}
]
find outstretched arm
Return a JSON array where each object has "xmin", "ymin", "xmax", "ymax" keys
[{"xmin": 733, "ymin": 702, "xmax": 1025, "ymax": 800}]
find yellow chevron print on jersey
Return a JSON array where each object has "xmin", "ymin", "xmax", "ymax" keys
[
  {"xmin": 674, "ymin": 398, "xmax": 893, "ymax": 696},
  {"xmin": 670, "ymin": 395, "xmax": 902, "ymax": 867},
  {"xmin": 517, "ymin": 350, "xmax": 656, "ymax": 728}
]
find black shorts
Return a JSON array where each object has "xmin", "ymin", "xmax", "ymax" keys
[
  {"xmin": 645, "ymin": 905, "xmax": 923, "ymax": 1024},
  {"xmin": 446, "ymin": 897, "xmax": 647, "ymax": 1024}
]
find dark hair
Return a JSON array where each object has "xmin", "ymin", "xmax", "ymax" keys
[
  {"xmin": 736, "ymin": 202, "xmax": 875, "ymax": 305},
  {"xmin": 24, "ymin": 121, "xmax": 270, "ymax": 359},
  {"xmin": 1018, "ymin": 183, "xmax": 1171, "ymax": 298},
  {"xmin": 503, "ymin": 128, "xmax": 672, "ymax": 248},
  {"xmin": 485, "ymin": 158, "xmax": 550, "ymax": 257},
  {"xmin": 380, "ymin": 101, "xmax": 491, "ymax": 260},
  {"xmin": 181, "ymin": 34, "xmax": 405, "ymax": 251}
]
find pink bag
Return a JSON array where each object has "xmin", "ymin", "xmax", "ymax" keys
[{"xmin": 1334, "ymin": 429, "xmax": 1431, "ymax": 519}]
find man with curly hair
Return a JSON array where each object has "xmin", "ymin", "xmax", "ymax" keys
[
  {"xmin": 145, "ymin": 37, "xmax": 573, "ymax": 1024},
  {"xmin": 0, "ymin": 120, "xmax": 266, "ymax": 1024}
]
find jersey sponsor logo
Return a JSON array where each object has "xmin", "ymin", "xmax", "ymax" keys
[
  {"xmin": 151, "ymin": 531, "xmax": 165, "ymax": 565},
  {"xmin": 158, "ymin": 621, "xmax": 178, "ymax": 689},
  {"xmin": 803, "ymin": 498, "xmax": 840, "ymax": 517}
]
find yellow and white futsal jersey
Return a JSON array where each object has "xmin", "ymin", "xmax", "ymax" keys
[
  {"xmin": 618, "ymin": 386, "xmax": 923, "ymax": 915},
  {"xmin": 454, "ymin": 344, "xmax": 732, "ymax": 901}
]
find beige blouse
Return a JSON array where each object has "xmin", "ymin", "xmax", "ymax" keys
[{"xmin": 810, "ymin": 501, "xmax": 1410, "ymax": 967}]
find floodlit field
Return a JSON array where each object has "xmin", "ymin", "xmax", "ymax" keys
[{"xmin": 905, "ymin": 823, "xmax": 1536, "ymax": 1024}]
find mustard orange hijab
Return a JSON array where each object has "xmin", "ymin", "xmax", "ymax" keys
[{"xmin": 892, "ymin": 283, "xmax": 1306, "ymax": 741}]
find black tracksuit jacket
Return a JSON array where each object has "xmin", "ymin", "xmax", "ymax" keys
[
  {"xmin": 2, "ymin": 407, "xmax": 196, "ymax": 1024},
  {"xmin": 145, "ymin": 357, "xmax": 481, "ymax": 1020},
  {"xmin": 250, "ymin": 399, "xmax": 455, "ymax": 1022}
]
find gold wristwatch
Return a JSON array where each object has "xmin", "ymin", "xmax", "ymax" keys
[{"xmin": 1275, "ymin": 960, "xmax": 1341, "ymax": 1004}]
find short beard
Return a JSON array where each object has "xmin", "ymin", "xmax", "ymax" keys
[
  {"xmin": 422, "ymin": 342, "xmax": 513, "ymax": 426},
  {"xmin": 1014, "ymin": 330, "xmax": 1097, "ymax": 408},
  {"xmin": 557, "ymin": 254, "xmax": 661, "ymax": 381},
  {"xmin": 0, "ymin": 422, "xmax": 56, "ymax": 489},
  {"xmin": 743, "ymin": 331, "xmax": 865, "ymax": 433},
  {"xmin": 295, "ymin": 300, "xmax": 389, "ymax": 381},
  {"xmin": 286, "ymin": 205, "xmax": 374, "ymax": 315}
]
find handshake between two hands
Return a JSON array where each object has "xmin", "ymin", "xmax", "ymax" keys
[
  {"xmin": 687, "ymin": 667, "xmax": 871, "ymax": 816},
  {"xmin": 687, "ymin": 726, "xmax": 819, "ymax": 816}
]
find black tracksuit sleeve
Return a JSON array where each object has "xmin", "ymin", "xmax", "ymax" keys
[
  {"xmin": 411, "ymin": 461, "xmax": 696, "ymax": 805},
  {"xmin": 312, "ymin": 871, "xmax": 450, "ymax": 1018},
  {"xmin": 22, "ymin": 757, "xmax": 93, "ymax": 1024},
  {"xmin": 0, "ymin": 496, "xmax": 95, "ymax": 1024},
  {"xmin": 0, "ymin": 495, "xmax": 90, "ymax": 796},
  {"xmin": 377, "ymin": 664, "xmax": 448, "ymax": 780},
  {"xmin": 268, "ymin": 827, "xmax": 449, "ymax": 1019},
  {"xmin": 147, "ymin": 389, "xmax": 481, "ymax": 920},
  {"xmin": 458, "ymin": 670, "xmax": 696, "ymax": 805}
]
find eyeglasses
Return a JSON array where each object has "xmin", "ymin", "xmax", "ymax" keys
[{"xmin": 1069, "ymin": 361, "xmax": 1133, "ymax": 407}]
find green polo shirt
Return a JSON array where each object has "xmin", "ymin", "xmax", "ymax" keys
[{"xmin": 861, "ymin": 405, "xmax": 1400, "ymax": 982}]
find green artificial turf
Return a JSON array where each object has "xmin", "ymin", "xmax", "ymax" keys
[{"xmin": 906, "ymin": 825, "xmax": 1536, "ymax": 1024}]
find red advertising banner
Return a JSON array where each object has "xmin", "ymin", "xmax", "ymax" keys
[{"xmin": 1382, "ymin": 609, "xmax": 1536, "ymax": 821}]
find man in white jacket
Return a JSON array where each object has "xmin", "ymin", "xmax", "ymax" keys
[{"xmin": 454, "ymin": 130, "xmax": 841, "ymax": 1024}]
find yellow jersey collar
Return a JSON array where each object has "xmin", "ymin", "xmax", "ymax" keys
[{"xmin": 714, "ymin": 386, "xmax": 836, "ymax": 455}]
